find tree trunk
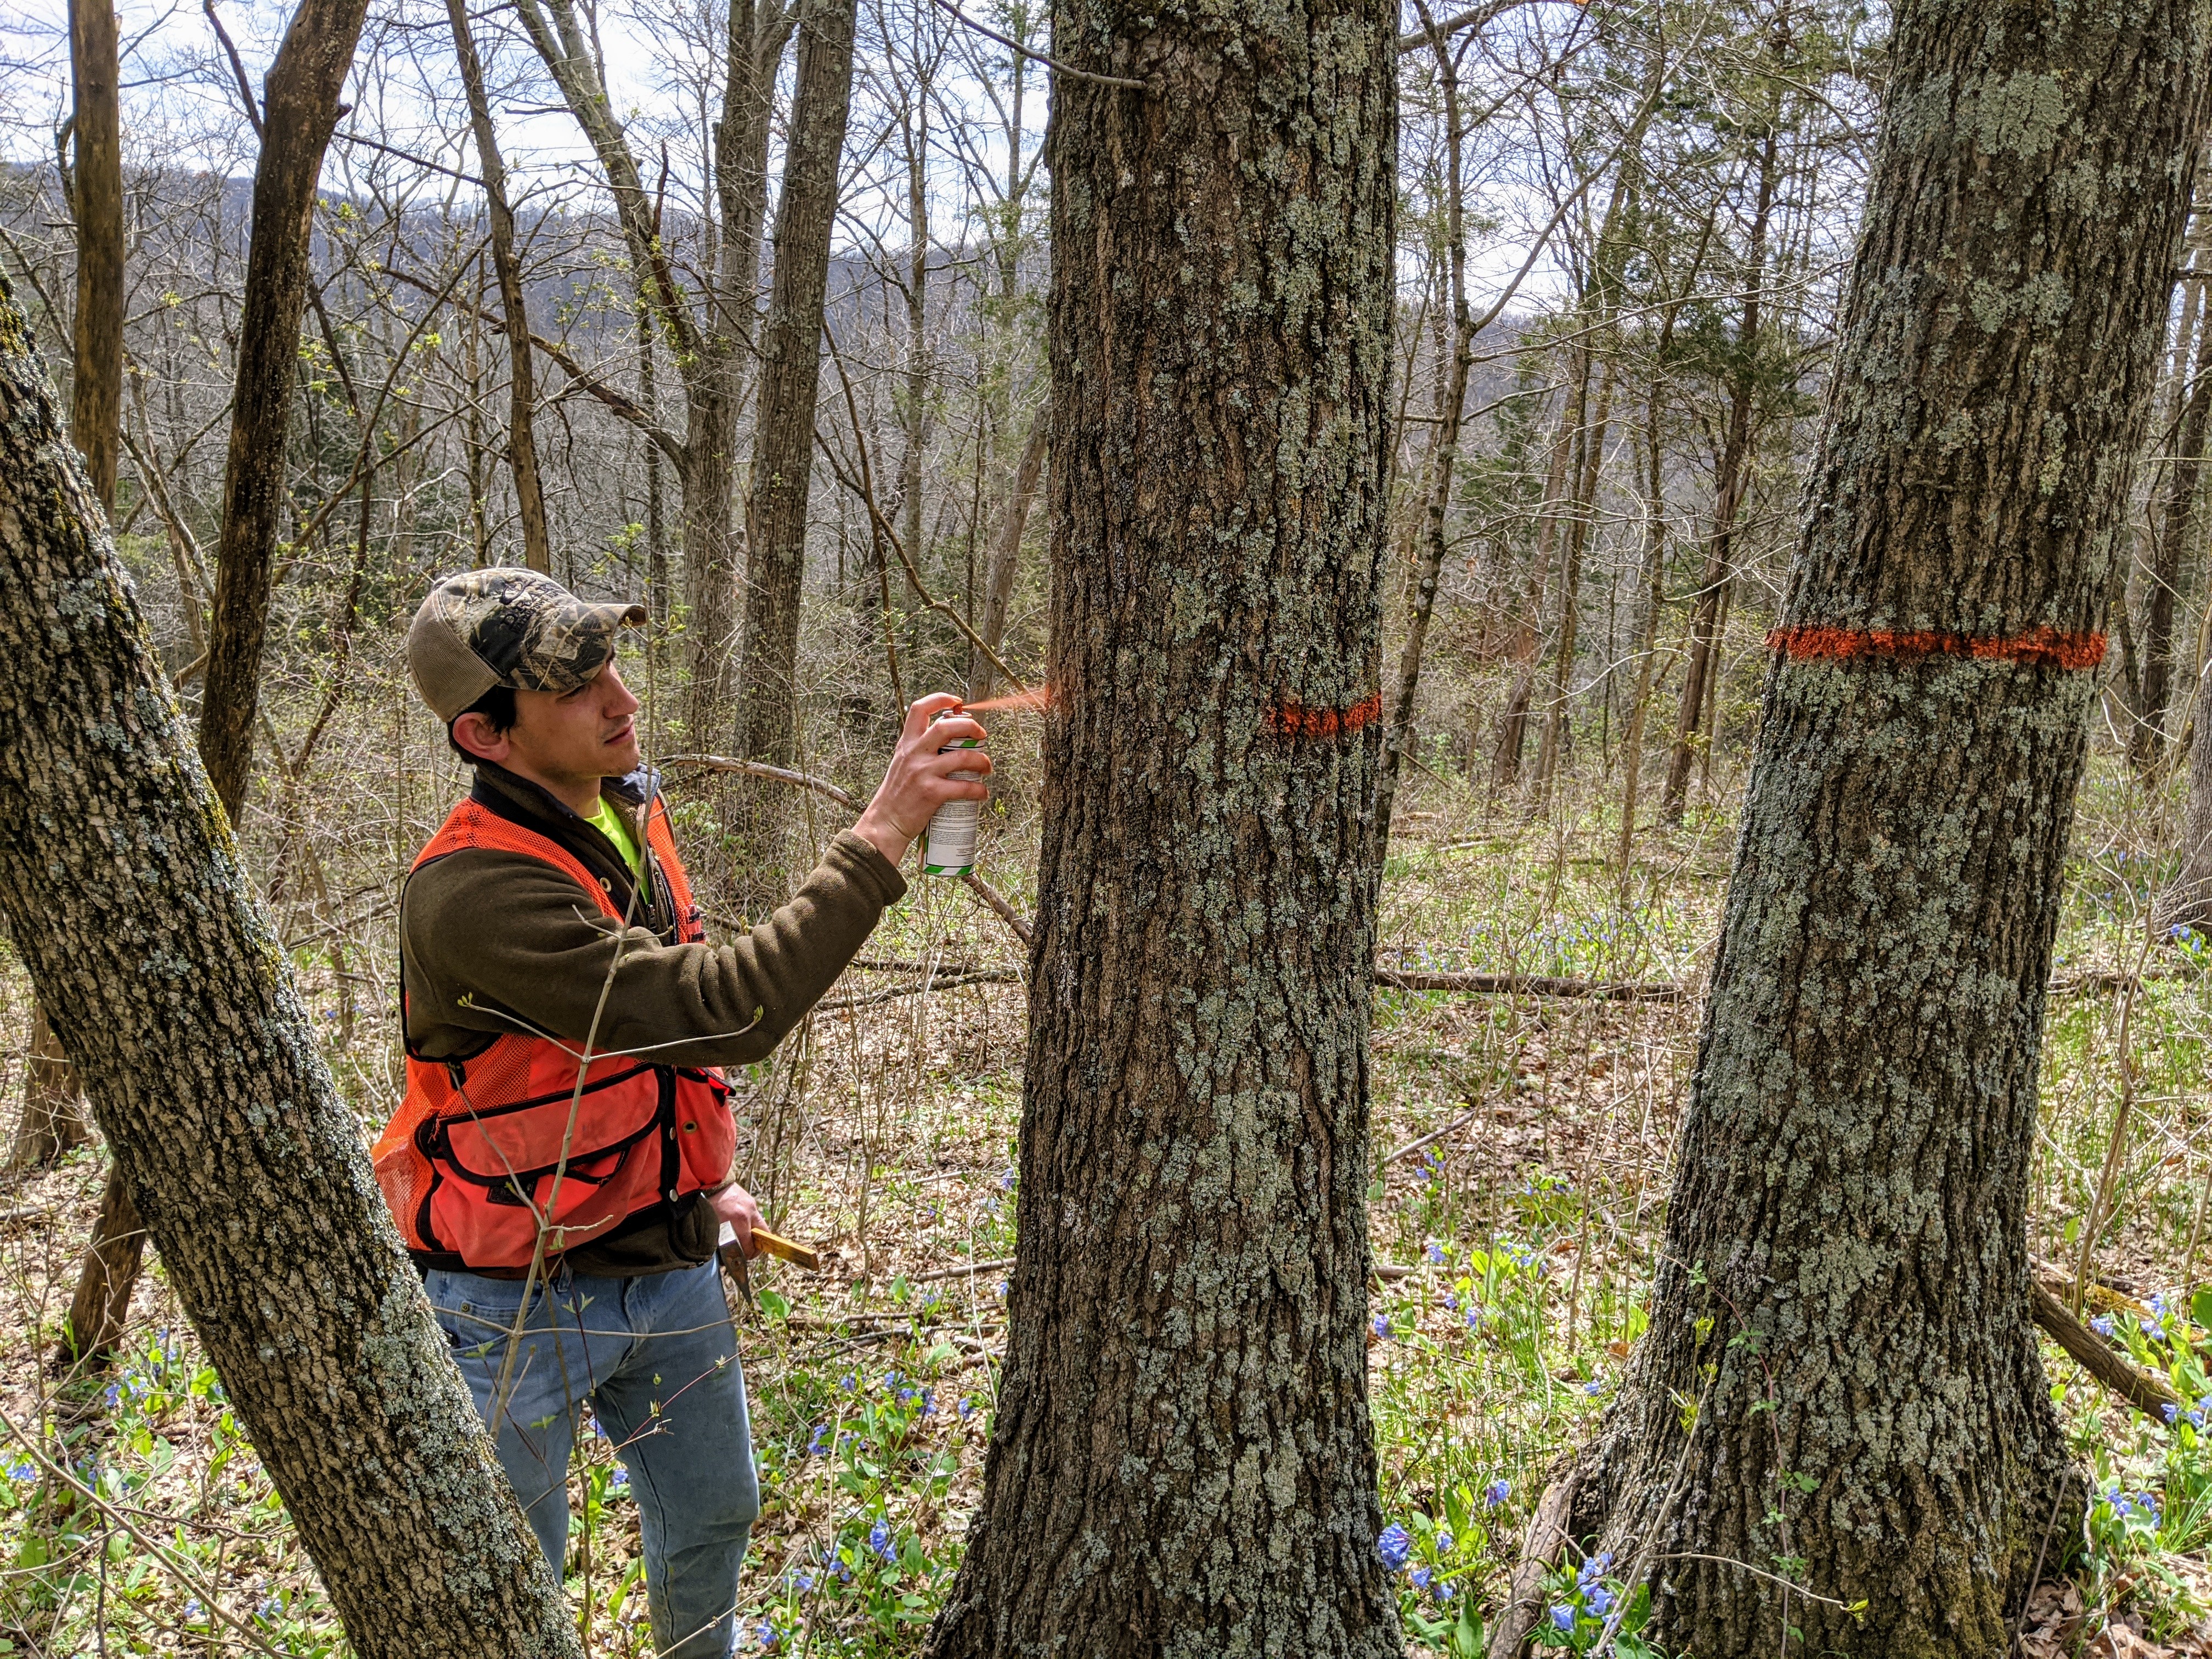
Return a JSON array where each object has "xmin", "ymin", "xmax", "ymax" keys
[
  {"xmin": 1491, "ymin": 376, "xmax": 1578, "ymax": 785},
  {"xmin": 967, "ymin": 407, "xmax": 1048, "ymax": 701},
  {"xmin": 10, "ymin": 1003, "xmax": 86, "ymax": 1172},
  {"xmin": 445, "ymin": 0, "xmax": 550, "ymax": 573},
  {"xmin": 1571, "ymin": 9, "xmax": 2211, "ymax": 1656},
  {"xmin": 2134, "ymin": 207, "xmax": 2212, "ymax": 766},
  {"xmin": 1534, "ymin": 354, "xmax": 1616, "ymax": 796},
  {"xmin": 68, "ymin": 0, "xmax": 122, "ymax": 516},
  {"xmin": 736, "ymin": 0, "xmax": 859, "ymax": 769},
  {"xmin": 55, "ymin": 1166, "xmax": 142, "ymax": 1370},
  {"xmin": 196, "ymin": 0, "xmax": 374, "ymax": 824},
  {"xmin": 0, "ymin": 270, "xmax": 579, "ymax": 1658},
  {"xmin": 923, "ymin": 2, "xmax": 1399, "ymax": 1653},
  {"xmin": 1661, "ymin": 119, "xmax": 1779, "ymax": 827},
  {"xmin": 1373, "ymin": 21, "xmax": 1472, "ymax": 857}
]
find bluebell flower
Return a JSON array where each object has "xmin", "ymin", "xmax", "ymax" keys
[
  {"xmin": 1443, "ymin": 1292, "xmax": 1458, "ymax": 1312},
  {"xmin": 1436, "ymin": 1579, "xmax": 1457, "ymax": 1602},
  {"xmin": 1436, "ymin": 1527, "xmax": 1453, "ymax": 1554},
  {"xmin": 1426, "ymin": 1242, "xmax": 1447, "ymax": 1265},
  {"xmin": 757, "ymin": 1620, "xmax": 778, "ymax": 1650},
  {"xmin": 5, "ymin": 1463, "xmax": 32, "ymax": 1483},
  {"xmin": 1410, "ymin": 1566, "xmax": 1432, "ymax": 1590},
  {"xmin": 1465, "ymin": 1307, "xmax": 1482, "ymax": 1331},
  {"xmin": 1485, "ymin": 1478, "xmax": 1510, "ymax": 1508},
  {"xmin": 257, "ymin": 1596, "xmax": 283, "ymax": 1622},
  {"xmin": 808, "ymin": 1423, "xmax": 830, "ymax": 1457},
  {"xmin": 1001, "ymin": 1167, "xmax": 1018, "ymax": 1191},
  {"xmin": 920, "ymin": 1389, "xmax": 937, "ymax": 1417},
  {"xmin": 184, "ymin": 1599, "xmax": 203, "ymax": 1621},
  {"xmin": 1584, "ymin": 1380, "xmax": 1604, "ymax": 1396},
  {"xmin": 1585, "ymin": 1583, "xmax": 1614, "ymax": 1618},
  {"xmin": 1373, "ymin": 1314, "xmax": 1390, "ymax": 1340},
  {"xmin": 611, "ymin": 1469, "xmax": 629, "ymax": 1492},
  {"xmin": 868, "ymin": 1519, "xmax": 895, "ymax": 1561},
  {"xmin": 2092, "ymin": 1314, "xmax": 2115, "ymax": 1337},
  {"xmin": 103, "ymin": 1383, "xmax": 120, "ymax": 1409},
  {"xmin": 1550, "ymin": 1605, "xmax": 1576, "ymax": 1633},
  {"xmin": 1378, "ymin": 1523, "xmax": 1412, "ymax": 1572},
  {"xmin": 997, "ymin": 1280, "xmax": 1010, "ymax": 1300},
  {"xmin": 958, "ymin": 1397, "xmax": 975, "ymax": 1418},
  {"xmin": 840, "ymin": 1372, "xmax": 856, "ymax": 1391},
  {"xmin": 898, "ymin": 1388, "xmax": 917, "ymax": 1407},
  {"xmin": 2165, "ymin": 1403, "xmax": 2181, "ymax": 1426},
  {"xmin": 885, "ymin": 1371, "xmax": 901, "ymax": 1389},
  {"xmin": 789, "ymin": 1571, "xmax": 815, "ymax": 1594}
]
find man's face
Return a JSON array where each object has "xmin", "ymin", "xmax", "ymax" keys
[{"xmin": 506, "ymin": 660, "xmax": 643, "ymax": 786}]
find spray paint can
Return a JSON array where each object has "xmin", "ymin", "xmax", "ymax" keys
[{"xmin": 922, "ymin": 715, "xmax": 985, "ymax": 877}]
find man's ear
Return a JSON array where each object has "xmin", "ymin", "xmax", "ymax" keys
[{"xmin": 450, "ymin": 712, "xmax": 510, "ymax": 764}]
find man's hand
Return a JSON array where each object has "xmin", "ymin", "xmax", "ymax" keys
[
  {"xmin": 853, "ymin": 692, "xmax": 994, "ymax": 866},
  {"xmin": 708, "ymin": 1182, "xmax": 764, "ymax": 1257}
]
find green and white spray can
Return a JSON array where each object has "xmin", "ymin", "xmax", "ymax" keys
[{"xmin": 922, "ymin": 715, "xmax": 984, "ymax": 877}]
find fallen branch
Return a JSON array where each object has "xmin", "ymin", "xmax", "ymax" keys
[
  {"xmin": 2029, "ymin": 1275, "xmax": 2177, "ymax": 1417},
  {"xmin": 1385, "ymin": 1105, "xmax": 1485, "ymax": 1166},
  {"xmin": 1379, "ymin": 968, "xmax": 1684, "ymax": 1002},
  {"xmin": 911, "ymin": 1255, "xmax": 1014, "ymax": 1284},
  {"xmin": 1486, "ymin": 1474, "xmax": 1577, "ymax": 1658}
]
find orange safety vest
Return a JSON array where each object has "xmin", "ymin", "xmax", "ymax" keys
[{"xmin": 373, "ymin": 792, "xmax": 737, "ymax": 1271}]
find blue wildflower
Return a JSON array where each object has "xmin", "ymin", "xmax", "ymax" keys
[
  {"xmin": 2092, "ymin": 1314, "xmax": 2115, "ymax": 1337},
  {"xmin": 5, "ymin": 1463, "xmax": 32, "ymax": 1483},
  {"xmin": 920, "ymin": 1389, "xmax": 936, "ymax": 1418},
  {"xmin": 790, "ymin": 1571, "xmax": 815, "ymax": 1594},
  {"xmin": 1585, "ymin": 1583, "xmax": 1614, "ymax": 1618},
  {"xmin": 1426, "ymin": 1242, "xmax": 1447, "ymax": 1266},
  {"xmin": 1378, "ymin": 1523, "xmax": 1412, "ymax": 1572},
  {"xmin": 1550, "ymin": 1605, "xmax": 1576, "ymax": 1633},
  {"xmin": 1584, "ymin": 1379, "xmax": 1604, "ymax": 1396},
  {"xmin": 1410, "ymin": 1566, "xmax": 1432, "ymax": 1590},
  {"xmin": 184, "ymin": 1599, "xmax": 203, "ymax": 1621},
  {"xmin": 757, "ymin": 1620, "xmax": 778, "ymax": 1650},
  {"xmin": 2166, "ymin": 1403, "xmax": 2181, "ymax": 1426},
  {"xmin": 1001, "ymin": 1167, "xmax": 1018, "ymax": 1192},
  {"xmin": 868, "ymin": 1519, "xmax": 895, "ymax": 1561},
  {"xmin": 808, "ymin": 1423, "xmax": 830, "ymax": 1457},
  {"xmin": 611, "ymin": 1468, "xmax": 629, "ymax": 1491},
  {"xmin": 1436, "ymin": 1527, "xmax": 1454, "ymax": 1554},
  {"xmin": 1443, "ymin": 1292, "xmax": 1459, "ymax": 1312},
  {"xmin": 1373, "ymin": 1314, "xmax": 1390, "ymax": 1340},
  {"xmin": 958, "ymin": 1397, "xmax": 975, "ymax": 1418},
  {"xmin": 1485, "ymin": 1478, "xmax": 1510, "ymax": 1508}
]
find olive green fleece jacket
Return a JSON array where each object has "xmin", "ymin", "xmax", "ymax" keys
[{"xmin": 400, "ymin": 761, "xmax": 906, "ymax": 1274}]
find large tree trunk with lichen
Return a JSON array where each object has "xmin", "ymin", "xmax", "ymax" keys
[
  {"xmin": 1567, "ymin": 9, "xmax": 2212, "ymax": 1657},
  {"xmin": 922, "ymin": 3, "xmax": 1400, "ymax": 1655},
  {"xmin": 0, "ymin": 273, "xmax": 579, "ymax": 1659}
]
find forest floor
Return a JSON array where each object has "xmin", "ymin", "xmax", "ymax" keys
[{"xmin": 0, "ymin": 752, "xmax": 2208, "ymax": 1656}]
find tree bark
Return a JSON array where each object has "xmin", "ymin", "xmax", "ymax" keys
[
  {"xmin": 736, "ymin": 0, "xmax": 859, "ymax": 769},
  {"xmin": 55, "ymin": 1166, "xmax": 142, "ymax": 1370},
  {"xmin": 68, "ymin": 0, "xmax": 123, "ymax": 516},
  {"xmin": 967, "ymin": 407, "xmax": 1048, "ymax": 702},
  {"xmin": 1572, "ymin": 9, "xmax": 2212, "ymax": 1656},
  {"xmin": 923, "ymin": 1, "xmax": 1400, "ymax": 1653},
  {"xmin": 196, "ymin": 0, "xmax": 374, "ymax": 824},
  {"xmin": 0, "ymin": 272, "xmax": 578, "ymax": 1657},
  {"xmin": 444, "ymin": 0, "xmax": 550, "ymax": 573}
]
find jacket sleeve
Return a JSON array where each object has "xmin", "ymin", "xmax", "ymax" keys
[{"xmin": 403, "ymin": 830, "xmax": 907, "ymax": 1069}]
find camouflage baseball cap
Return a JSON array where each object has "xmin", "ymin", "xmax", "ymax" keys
[{"xmin": 407, "ymin": 568, "xmax": 647, "ymax": 723}]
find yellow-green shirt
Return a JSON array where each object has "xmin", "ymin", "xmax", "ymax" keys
[{"xmin": 585, "ymin": 795, "xmax": 644, "ymax": 882}]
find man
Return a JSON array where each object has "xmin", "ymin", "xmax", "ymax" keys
[{"xmin": 375, "ymin": 568, "xmax": 989, "ymax": 1657}]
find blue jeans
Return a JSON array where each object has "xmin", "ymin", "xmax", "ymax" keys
[{"xmin": 425, "ymin": 1259, "xmax": 758, "ymax": 1659}]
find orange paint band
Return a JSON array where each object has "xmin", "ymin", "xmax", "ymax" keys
[
  {"xmin": 1767, "ymin": 624, "xmax": 2107, "ymax": 672},
  {"xmin": 1269, "ymin": 691, "xmax": 1384, "ymax": 738}
]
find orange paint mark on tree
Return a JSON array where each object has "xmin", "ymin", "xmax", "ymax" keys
[
  {"xmin": 1268, "ymin": 690, "xmax": 1384, "ymax": 738},
  {"xmin": 1767, "ymin": 623, "xmax": 2107, "ymax": 672}
]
